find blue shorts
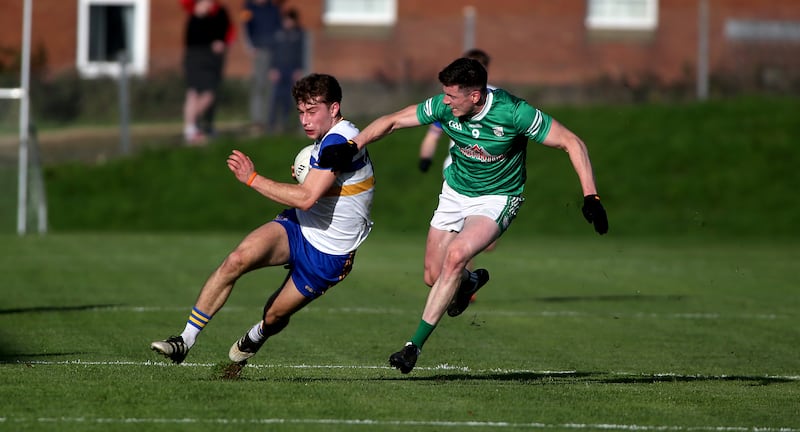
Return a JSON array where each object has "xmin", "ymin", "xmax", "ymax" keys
[{"xmin": 274, "ymin": 209, "xmax": 355, "ymax": 299}]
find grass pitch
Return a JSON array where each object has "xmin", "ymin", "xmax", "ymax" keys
[{"xmin": 1, "ymin": 232, "xmax": 798, "ymax": 431}]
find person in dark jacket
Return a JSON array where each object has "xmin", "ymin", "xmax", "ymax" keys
[
  {"xmin": 265, "ymin": 8, "xmax": 305, "ymax": 134},
  {"xmin": 180, "ymin": 0, "xmax": 235, "ymax": 145},
  {"xmin": 241, "ymin": 0, "xmax": 284, "ymax": 135}
]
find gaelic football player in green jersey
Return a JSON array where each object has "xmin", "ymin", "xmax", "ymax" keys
[{"xmin": 319, "ymin": 57, "xmax": 608, "ymax": 374}]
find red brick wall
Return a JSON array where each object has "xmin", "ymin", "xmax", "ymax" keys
[
  {"xmin": 1, "ymin": 0, "xmax": 79, "ymax": 77},
  {"xmin": 1, "ymin": 0, "xmax": 799, "ymax": 89}
]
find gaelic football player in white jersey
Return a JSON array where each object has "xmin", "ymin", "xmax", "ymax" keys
[
  {"xmin": 151, "ymin": 73, "xmax": 375, "ymax": 365},
  {"xmin": 318, "ymin": 57, "xmax": 608, "ymax": 374}
]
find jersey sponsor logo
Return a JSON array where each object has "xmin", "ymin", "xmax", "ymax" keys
[
  {"xmin": 492, "ymin": 126, "xmax": 504, "ymax": 137},
  {"xmin": 459, "ymin": 144, "xmax": 504, "ymax": 162},
  {"xmin": 448, "ymin": 120, "xmax": 464, "ymax": 131},
  {"xmin": 468, "ymin": 123, "xmax": 483, "ymax": 129}
]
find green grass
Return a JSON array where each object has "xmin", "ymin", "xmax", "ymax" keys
[
  {"xmin": 1, "ymin": 232, "xmax": 798, "ymax": 431},
  {"xmin": 1, "ymin": 95, "xmax": 799, "ymax": 430}
]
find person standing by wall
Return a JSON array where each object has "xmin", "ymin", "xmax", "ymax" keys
[
  {"xmin": 266, "ymin": 7, "xmax": 306, "ymax": 134},
  {"xmin": 180, "ymin": 0, "xmax": 235, "ymax": 145},
  {"xmin": 241, "ymin": 0, "xmax": 283, "ymax": 135}
]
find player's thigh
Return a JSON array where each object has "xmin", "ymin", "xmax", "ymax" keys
[
  {"xmin": 235, "ymin": 221, "xmax": 291, "ymax": 268},
  {"xmin": 457, "ymin": 215, "xmax": 501, "ymax": 257}
]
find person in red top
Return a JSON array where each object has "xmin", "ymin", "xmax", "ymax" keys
[{"xmin": 180, "ymin": 0, "xmax": 235, "ymax": 145}]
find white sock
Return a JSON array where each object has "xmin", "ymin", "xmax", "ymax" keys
[
  {"xmin": 184, "ymin": 124, "xmax": 197, "ymax": 140},
  {"xmin": 247, "ymin": 321, "xmax": 265, "ymax": 343},
  {"xmin": 180, "ymin": 323, "xmax": 200, "ymax": 348}
]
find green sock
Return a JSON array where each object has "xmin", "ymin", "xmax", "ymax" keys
[{"xmin": 410, "ymin": 319, "xmax": 436, "ymax": 348}]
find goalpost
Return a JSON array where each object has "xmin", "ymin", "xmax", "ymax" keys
[{"xmin": 2, "ymin": 0, "xmax": 46, "ymax": 235}]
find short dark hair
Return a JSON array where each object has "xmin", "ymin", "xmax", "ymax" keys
[
  {"xmin": 438, "ymin": 57, "xmax": 488, "ymax": 93},
  {"xmin": 292, "ymin": 73, "xmax": 342, "ymax": 106},
  {"xmin": 463, "ymin": 48, "xmax": 490, "ymax": 69}
]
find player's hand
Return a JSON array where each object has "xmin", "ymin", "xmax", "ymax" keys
[
  {"xmin": 226, "ymin": 149, "xmax": 256, "ymax": 184},
  {"xmin": 581, "ymin": 194, "xmax": 608, "ymax": 235},
  {"xmin": 419, "ymin": 158, "xmax": 432, "ymax": 173},
  {"xmin": 318, "ymin": 140, "xmax": 358, "ymax": 171}
]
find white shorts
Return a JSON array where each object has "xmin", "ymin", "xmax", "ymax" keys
[{"xmin": 430, "ymin": 181, "xmax": 524, "ymax": 234}]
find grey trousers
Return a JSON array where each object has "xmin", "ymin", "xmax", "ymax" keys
[{"xmin": 249, "ymin": 48, "xmax": 272, "ymax": 126}]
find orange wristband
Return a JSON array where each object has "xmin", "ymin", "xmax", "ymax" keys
[{"xmin": 246, "ymin": 172, "xmax": 258, "ymax": 187}]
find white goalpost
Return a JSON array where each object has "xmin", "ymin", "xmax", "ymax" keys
[{"xmin": 1, "ymin": 0, "xmax": 46, "ymax": 235}]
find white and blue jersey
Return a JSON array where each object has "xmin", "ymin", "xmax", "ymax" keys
[
  {"xmin": 298, "ymin": 119, "xmax": 374, "ymax": 255},
  {"xmin": 274, "ymin": 119, "xmax": 375, "ymax": 298}
]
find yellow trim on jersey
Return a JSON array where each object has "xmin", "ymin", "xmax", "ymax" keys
[{"xmin": 325, "ymin": 176, "xmax": 375, "ymax": 197}]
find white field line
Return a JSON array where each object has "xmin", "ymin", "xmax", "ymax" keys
[
  {"xmin": 0, "ymin": 416, "xmax": 797, "ymax": 431},
  {"xmin": 87, "ymin": 305, "xmax": 784, "ymax": 320},
  {"xmin": 4, "ymin": 359, "xmax": 800, "ymax": 382}
]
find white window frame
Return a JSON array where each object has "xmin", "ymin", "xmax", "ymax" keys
[
  {"xmin": 323, "ymin": 0, "xmax": 397, "ymax": 26},
  {"xmin": 76, "ymin": 0, "xmax": 150, "ymax": 78},
  {"xmin": 586, "ymin": 0, "xmax": 659, "ymax": 31}
]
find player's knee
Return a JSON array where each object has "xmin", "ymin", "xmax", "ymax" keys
[
  {"xmin": 443, "ymin": 246, "xmax": 470, "ymax": 271},
  {"xmin": 220, "ymin": 249, "xmax": 250, "ymax": 277}
]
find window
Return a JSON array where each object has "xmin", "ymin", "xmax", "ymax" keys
[
  {"xmin": 323, "ymin": 0, "xmax": 397, "ymax": 26},
  {"xmin": 726, "ymin": 19, "xmax": 800, "ymax": 42},
  {"xmin": 77, "ymin": 0, "xmax": 150, "ymax": 78},
  {"xmin": 586, "ymin": 0, "xmax": 658, "ymax": 31}
]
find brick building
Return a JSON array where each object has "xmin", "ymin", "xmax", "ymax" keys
[{"xmin": 2, "ymin": 0, "xmax": 799, "ymax": 93}]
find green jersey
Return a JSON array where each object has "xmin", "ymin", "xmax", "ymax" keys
[{"xmin": 416, "ymin": 88, "xmax": 552, "ymax": 197}]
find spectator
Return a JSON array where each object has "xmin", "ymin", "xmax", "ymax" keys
[
  {"xmin": 180, "ymin": 0, "xmax": 235, "ymax": 145},
  {"xmin": 266, "ymin": 7, "xmax": 306, "ymax": 134},
  {"xmin": 241, "ymin": 0, "xmax": 284, "ymax": 135}
]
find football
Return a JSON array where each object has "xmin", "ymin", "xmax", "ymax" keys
[{"xmin": 293, "ymin": 144, "xmax": 314, "ymax": 184}]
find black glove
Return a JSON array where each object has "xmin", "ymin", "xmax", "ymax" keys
[
  {"xmin": 419, "ymin": 158, "xmax": 432, "ymax": 173},
  {"xmin": 582, "ymin": 194, "xmax": 608, "ymax": 235},
  {"xmin": 318, "ymin": 140, "xmax": 359, "ymax": 171}
]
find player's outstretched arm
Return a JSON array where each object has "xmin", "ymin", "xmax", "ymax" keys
[
  {"xmin": 541, "ymin": 120, "xmax": 597, "ymax": 196},
  {"xmin": 318, "ymin": 105, "xmax": 421, "ymax": 171},
  {"xmin": 353, "ymin": 104, "xmax": 421, "ymax": 149},
  {"xmin": 541, "ymin": 120, "xmax": 608, "ymax": 234}
]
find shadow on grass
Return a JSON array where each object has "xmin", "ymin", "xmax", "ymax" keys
[
  {"xmin": 0, "ymin": 352, "xmax": 92, "ymax": 362},
  {"xmin": 407, "ymin": 371, "xmax": 794, "ymax": 386},
  {"xmin": 0, "ymin": 304, "xmax": 123, "ymax": 314},
  {"xmin": 0, "ymin": 304, "xmax": 121, "ymax": 362},
  {"xmin": 403, "ymin": 370, "xmax": 594, "ymax": 383},
  {"xmin": 234, "ymin": 370, "xmax": 795, "ymax": 387},
  {"xmin": 599, "ymin": 374, "xmax": 795, "ymax": 386},
  {"xmin": 235, "ymin": 370, "xmax": 594, "ymax": 384}
]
